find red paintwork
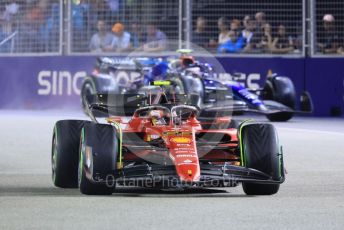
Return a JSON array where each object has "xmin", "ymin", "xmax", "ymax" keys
[{"xmin": 107, "ymin": 108, "xmax": 239, "ymax": 183}]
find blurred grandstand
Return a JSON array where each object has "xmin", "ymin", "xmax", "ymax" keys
[{"xmin": 0, "ymin": 0, "xmax": 343, "ymax": 56}]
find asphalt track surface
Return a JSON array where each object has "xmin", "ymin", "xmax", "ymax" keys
[{"xmin": 0, "ymin": 110, "xmax": 343, "ymax": 230}]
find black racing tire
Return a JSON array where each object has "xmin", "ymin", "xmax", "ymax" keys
[
  {"xmin": 52, "ymin": 120, "xmax": 89, "ymax": 188},
  {"xmin": 78, "ymin": 123, "xmax": 119, "ymax": 195},
  {"xmin": 81, "ymin": 78, "xmax": 97, "ymax": 115},
  {"xmin": 264, "ymin": 76, "xmax": 296, "ymax": 122},
  {"xmin": 240, "ymin": 123, "xmax": 283, "ymax": 195}
]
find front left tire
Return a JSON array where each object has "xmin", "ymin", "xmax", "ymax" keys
[
  {"xmin": 78, "ymin": 123, "xmax": 119, "ymax": 195},
  {"xmin": 52, "ymin": 120, "xmax": 88, "ymax": 188}
]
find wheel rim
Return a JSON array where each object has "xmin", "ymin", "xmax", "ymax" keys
[{"xmin": 52, "ymin": 134, "xmax": 57, "ymax": 182}]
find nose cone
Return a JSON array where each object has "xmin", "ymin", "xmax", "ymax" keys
[
  {"xmin": 175, "ymin": 162, "xmax": 200, "ymax": 182},
  {"xmin": 168, "ymin": 134, "xmax": 200, "ymax": 183}
]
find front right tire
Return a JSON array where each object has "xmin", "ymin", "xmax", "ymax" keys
[{"xmin": 240, "ymin": 123, "xmax": 283, "ymax": 195}]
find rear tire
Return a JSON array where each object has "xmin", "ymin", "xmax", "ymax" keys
[
  {"xmin": 78, "ymin": 123, "xmax": 119, "ymax": 195},
  {"xmin": 264, "ymin": 76, "xmax": 296, "ymax": 121},
  {"xmin": 52, "ymin": 120, "xmax": 88, "ymax": 188},
  {"xmin": 240, "ymin": 123, "xmax": 283, "ymax": 195}
]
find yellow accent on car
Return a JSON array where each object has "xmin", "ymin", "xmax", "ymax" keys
[
  {"xmin": 171, "ymin": 137, "xmax": 191, "ymax": 144},
  {"xmin": 153, "ymin": 80, "xmax": 171, "ymax": 86}
]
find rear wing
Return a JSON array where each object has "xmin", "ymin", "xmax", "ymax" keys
[{"xmin": 96, "ymin": 57, "xmax": 140, "ymax": 72}]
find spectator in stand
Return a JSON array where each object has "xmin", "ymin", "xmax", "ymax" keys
[
  {"xmin": 39, "ymin": 0, "xmax": 60, "ymax": 52},
  {"xmin": 129, "ymin": 21, "xmax": 142, "ymax": 49},
  {"xmin": 230, "ymin": 19, "xmax": 241, "ymax": 32},
  {"xmin": 95, "ymin": 0, "xmax": 111, "ymax": 22},
  {"xmin": 241, "ymin": 15, "xmax": 260, "ymax": 53},
  {"xmin": 290, "ymin": 23, "xmax": 303, "ymax": 53},
  {"xmin": 217, "ymin": 30, "xmax": 245, "ymax": 53},
  {"xmin": 217, "ymin": 17, "xmax": 231, "ymax": 45},
  {"xmin": 192, "ymin": 16, "xmax": 210, "ymax": 48},
  {"xmin": 142, "ymin": 22, "xmax": 167, "ymax": 52},
  {"xmin": 0, "ymin": 0, "xmax": 19, "ymax": 35},
  {"xmin": 103, "ymin": 22, "xmax": 130, "ymax": 52},
  {"xmin": 337, "ymin": 46, "xmax": 344, "ymax": 54},
  {"xmin": 255, "ymin": 11, "xmax": 267, "ymax": 33},
  {"xmin": 16, "ymin": 1, "xmax": 46, "ymax": 52},
  {"xmin": 256, "ymin": 23, "xmax": 274, "ymax": 53},
  {"xmin": 242, "ymin": 15, "xmax": 253, "ymax": 42},
  {"xmin": 106, "ymin": 0, "xmax": 121, "ymax": 23},
  {"xmin": 89, "ymin": 19, "xmax": 114, "ymax": 53},
  {"xmin": 271, "ymin": 24, "xmax": 294, "ymax": 54},
  {"xmin": 317, "ymin": 14, "xmax": 339, "ymax": 54},
  {"xmin": 71, "ymin": 0, "xmax": 88, "ymax": 52}
]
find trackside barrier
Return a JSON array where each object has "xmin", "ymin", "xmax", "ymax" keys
[{"xmin": 0, "ymin": 56, "xmax": 343, "ymax": 116}]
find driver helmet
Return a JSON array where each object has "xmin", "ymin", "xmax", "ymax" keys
[
  {"xmin": 150, "ymin": 110, "xmax": 166, "ymax": 125},
  {"xmin": 172, "ymin": 110, "xmax": 182, "ymax": 125},
  {"xmin": 180, "ymin": 55, "xmax": 195, "ymax": 67}
]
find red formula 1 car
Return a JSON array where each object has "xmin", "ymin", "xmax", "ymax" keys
[{"xmin": 52, "ymin": 92, "xmax": 285, "ymax": 195}]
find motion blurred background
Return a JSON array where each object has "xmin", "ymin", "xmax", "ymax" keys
[{"xmin": 0, "ymin": 0, "xmax": 343, "ymax": 117}]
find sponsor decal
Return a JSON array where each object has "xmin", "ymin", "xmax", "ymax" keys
[
  {"xmin": 170, "ymin": 137, "xmax": 191, "ymax": 144},
  {"xmin": 176, "ymin": 144, "xmax": 191, "ymax": 147},
  {"xmin": 175, "ymin": 148, "xmax": 194, "ymax": 151},
  {"xmin": 164, "ymin": 131, "xmax": 192, "ymax": 136},
  {"xmin": 101, "ymin": 57, "xmax": 135, "ymax": 65},
  {"xmin": 175, "ymin": 151, "xmax": 194, "ymax": 154},
  {"xmin": 37, "ymin": 70, "xmax": 86, "ymax": 96},
  {"xmin": 183, "ymin": 159, "xmax": 192, "ymax": 163},
  {"xmin": 110, "ymin": 70, "xmax": 142, "ymax": 87},
  {"xmin": 176, "ymin": 154, "xmax": 196, "ymax": 158},
  {"xmin": 217, "ymin": 72, "xmax": 261, "ymax": 90},
  {"xmin": 153, "ymin": 80, "xmax": 171, "ymax": 86}
]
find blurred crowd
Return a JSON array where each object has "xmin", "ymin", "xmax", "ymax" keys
[
  {"xmin": 77, "ymin": 9, "xmax": 299, "ymax": 54},
  {"xmin": 87, "ymin": 10, "xmax": 344, "ymax": 55},
  {"xmin": 87, "ymin": 20, "xmax": 167, "ymax": 53},
  {"xmin": 65, "ymin": 0, "xmax": 168, "ymax": 53},
  {"xmin": 191, "ymin": 12, "xmax": 299, "ymax": 54},
  {"xmin": 0, "ymin": 0, "xmax": 60, "ymax": 53},
  {"xmin": 0, "ymin": 0, "xmax": 343, "ymax": 55},
  {"xmin": 317, "ymin": 14, "xmax": 343, "ymax": 55}
]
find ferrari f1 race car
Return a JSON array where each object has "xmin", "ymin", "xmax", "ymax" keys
[
  {"xmin": 52, "ymin": 91, "xmax": 285, "ymax": 195},
  {"xmin": 81, "ymin": 51, "xmax": 312, "ymax": 122}
]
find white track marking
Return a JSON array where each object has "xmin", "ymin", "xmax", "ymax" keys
[{"xmin": 278, "ymin": 127, "xmax": 344, "ymax": 136}]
